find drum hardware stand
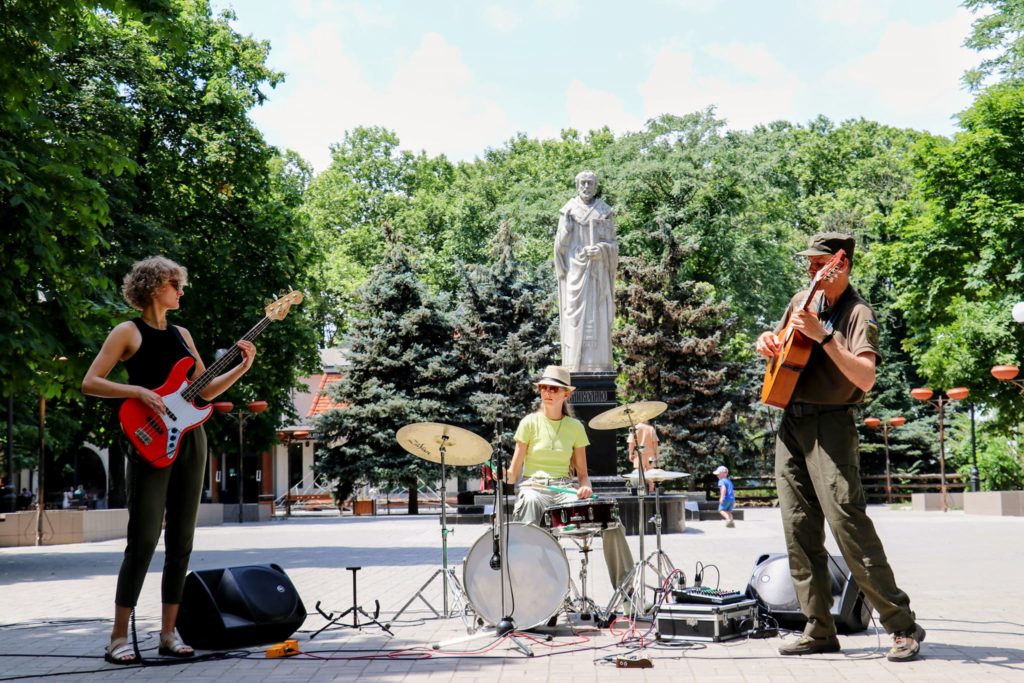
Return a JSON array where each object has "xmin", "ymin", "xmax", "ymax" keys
[
  {"xmin": 564, "ymin": 533, "xmax": 603, "ymax": 622},
  {"xmin": 643, "ymin": 484, "xmax": 676, "ymax": 584},
  {"xmin": 310, "ymin": 566, "xmax": 393, "ymax": 638},
  {"xmin": 606, "ymin": 418, "xmax": 651, "ymax": 619},
  {"xmin": 389, "ymin": 437, "xmax": 467, "ymax": 626},
  {"xmin": 431, "ymin": 426, "xmax": 534, "ymax": 657}
]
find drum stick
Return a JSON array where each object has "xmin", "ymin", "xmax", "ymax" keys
[{"xmin": 545, "ymin": 484, "xmax": 598, "ymax": 499}]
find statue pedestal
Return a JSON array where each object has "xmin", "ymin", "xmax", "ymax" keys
[{"xmin": 568, "ymin": 371, "xmax": 619, "ymax": 477}]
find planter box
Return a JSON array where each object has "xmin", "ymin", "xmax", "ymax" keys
[
  {"xmin": 352, "ymin": 500, "xmax": 377, "ymax": 516},
  {"xmin": 911, "ymin": 492, "xmax": 964, "ymax": 511},
  {"xmin": 0, "ymin": 509, "xmax": 129, "ymax": 546},
  {"xmin": 964, "ymin": 491, "xmax": 1024, "ymax": 516}
]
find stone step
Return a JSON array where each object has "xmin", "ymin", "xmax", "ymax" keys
[{"xmin": 685, "ymin": 509, "xmax": 745, "ymax": 521}]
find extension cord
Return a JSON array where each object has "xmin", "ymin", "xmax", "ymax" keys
[
  {"xmin": 614, "ymin": 655, "xmax": 653, "ymax": 668},
  {"xmin": 265, "ymin": 639, "xmax": 300, "ymax": 658}
]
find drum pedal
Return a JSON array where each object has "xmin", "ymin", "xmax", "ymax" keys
[{"xmin": 614, "ymin": 655, "xmax": 653, "ymax": 669}]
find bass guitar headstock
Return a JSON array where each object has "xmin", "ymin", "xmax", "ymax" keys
[{"xmin": 265, "ymin": 290, "xmax": 304, "ymax": 321}]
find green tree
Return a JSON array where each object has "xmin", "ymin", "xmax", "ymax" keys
[
  {"xmin": 963, "ymin": 0, "xmax": 1024, "ymax": 90},
  {"xmin": 876, "ymin": 83, "xmax": 1024, "ymax": 427},
  {"xmin": 615, "ymin": 222, "xmax": 747, "ymax": 485},
  {"xmin": 314, "ymin": 235, "xmax": 472, "ymax": 512},
  {"xmin": 302, "ymin": 127, "xmax": 454, "ymax": 343},
  {"xmin": 454, "ymin": 220, "xmax": 559, "ymax": 456}
]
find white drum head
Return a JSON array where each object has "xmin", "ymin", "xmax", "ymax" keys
[{"xmin": 463, "ymin": 522, "xmax": 570, "ymax": 629}]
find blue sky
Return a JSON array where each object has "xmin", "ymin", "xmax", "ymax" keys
[{"xmin": 213, "ymin": 0, "xmax": 984, "ymax": 171}]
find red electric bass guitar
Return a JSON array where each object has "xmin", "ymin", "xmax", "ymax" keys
[
  {"xmin": 118, "ymin": 290, "xmax": 303, "ymax": 467},
  {"xmin": 760, "ymin": 250, "xmax": 847, "ymax": 409}
]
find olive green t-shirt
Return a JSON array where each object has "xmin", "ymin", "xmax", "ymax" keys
[
  {"xmin": 776, "ymin": 286, "xmax": 881, "ymax": 405},
  {"xmin": 513, "ymin": 412, "xmax": 590, "ymax": 478}
]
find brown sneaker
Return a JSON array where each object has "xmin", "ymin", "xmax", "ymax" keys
[
  {"xmin": 887, "ymin": 624, "xmax": 926, "ymax": 662},
  {"xmin": 778, "ymin": 634, "xmax": 840, "ymax": 656}
]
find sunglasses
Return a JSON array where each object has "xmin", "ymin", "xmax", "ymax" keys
[
  {"xmin": 166, "ymin": 279, "xmax": 184, "ymax": 292},
  {"xmin": 538, "ymin": 385, "xmax": 567, "ymax": 393}
]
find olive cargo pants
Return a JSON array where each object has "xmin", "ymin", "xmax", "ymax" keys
[{"xmin": 775, "ymin": 407, "xmax": 916, "ymax": 638}]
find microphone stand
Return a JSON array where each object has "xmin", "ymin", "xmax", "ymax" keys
[{"xmin": 432, "ymin": 419, "xmax": 533, "ymax": 656}]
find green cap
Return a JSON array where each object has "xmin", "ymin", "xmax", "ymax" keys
[{"xmin": 796, "ymin": 232, "xmax": 856, "ymax": 263}]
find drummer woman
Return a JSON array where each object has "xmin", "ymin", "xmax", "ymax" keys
[{"xmin": 505, "ymin": 365, "xmax": 633, "ymax": 590}]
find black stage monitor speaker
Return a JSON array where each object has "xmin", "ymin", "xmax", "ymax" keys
[
  {"xmin": 177, "ymin": 563, "xmax": 306, "ymax": 649},
  {"xmin": 745, "ymin": 553, "xmax": 871, "ymax": 634}
]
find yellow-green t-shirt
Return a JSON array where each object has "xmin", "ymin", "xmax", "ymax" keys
[{"xmin": 514, "ymin": 412, "xmax": 590, "ymax": 478}]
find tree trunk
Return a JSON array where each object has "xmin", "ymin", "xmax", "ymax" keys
[{"xmin": 407, "ymin": 480, "xmax": 419, "ymax": 515}]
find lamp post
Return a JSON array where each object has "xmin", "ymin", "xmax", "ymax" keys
[
  {"xmin": 910, "ymin": 387, "xmax": 969, "ymax": 512},
  {"xmin": 214, "ymin": 400, "xmax": 268, "ymax": 523},
  {"xmin": 992, "ymin": 365, "xmax": 1024, "ymax": 395},
  {"xmin": 864, "ymin": 416, "xmax": 906, "ymax": 504}
]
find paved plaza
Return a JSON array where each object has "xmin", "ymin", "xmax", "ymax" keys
[{"xmin": 1, "ymin": 505, "xmax": 1023, "ymax": 682}]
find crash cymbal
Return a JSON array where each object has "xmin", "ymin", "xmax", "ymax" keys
[
  {"xmin": 588, "ymin": 401, "xmax": 668, "ymax": 430},
  {"xmin": 396, "ymin": 422, "xmax": 492, "ymax": 466},
  {"xmin": 622, "ymin": 468, "xmax": 689, "ymax": 483}
]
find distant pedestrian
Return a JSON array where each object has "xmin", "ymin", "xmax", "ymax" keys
[{"xmin": 714, "ymin": 466, "xmax": 735, "ymax": 527}]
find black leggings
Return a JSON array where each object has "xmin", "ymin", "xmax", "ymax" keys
[{"xmin": 115, "ymin": 426, "xmax": 207, "ymax": 607}]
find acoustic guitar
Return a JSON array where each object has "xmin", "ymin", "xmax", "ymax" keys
[
  {"xmin": 760, "ymin": 251, "xmax": 846, "ymax": 408},
  {"xmin": 118, "ymin": 291, "xmax": 303, "ymax": 467}
]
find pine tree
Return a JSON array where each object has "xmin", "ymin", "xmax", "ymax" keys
[
  {"xmin": 455, "ymin": 220, "xmax": 559, "ymax": 459},
  {"xmin": 615, "ymin": 222, "xmax": 747, "ymax": 485},
  {"xmin": 314, "ymin": 231, "xmax": 472, "ymax": 513}
]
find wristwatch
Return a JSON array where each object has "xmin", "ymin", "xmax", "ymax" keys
[{"xmin": 820, "ymin": 331, "xmax": 835, "ymax": 346}]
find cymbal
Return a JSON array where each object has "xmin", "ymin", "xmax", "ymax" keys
[
  {"xmin": 622, "ymin": 468, "xmax": 690, "ymax": 483},
  {"xmin": 588, "ymin": 401, "xmax": 668, "ymax": 430},
  {"xmin": 396, "ymin": 422, "xmax": 492, "ymax": 466}
]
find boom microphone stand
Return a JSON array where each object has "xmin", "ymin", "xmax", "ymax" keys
[{"xmin": 433, "ymin": 420, "xmax": 533, "ymax": 656}]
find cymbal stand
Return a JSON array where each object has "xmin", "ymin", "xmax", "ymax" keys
[
  {"xmin": 643, "ymin": 484, "xmax": 675, "ymax": 589},
  {"xmin": 432, "ymin": 425, "xmax": 533, "ymax": 656},
  {"xmin": 388, "ymin": 437, "xmax": 467, "ymax": 627},
  {"xmin": 605, "ymin": 415, "xmax": 651, "ymax": 618}
]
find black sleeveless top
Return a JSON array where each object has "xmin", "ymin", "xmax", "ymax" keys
[{"xmin": 122, "ymin": 318, "xmax": 196, "ymax": 390}]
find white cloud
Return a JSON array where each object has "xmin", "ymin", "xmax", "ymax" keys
[
  {"xmin": 482, "ymin": 4, "xmax": 521, "ymax": 32},
  {"xmin": 656, "ymin": 0, "xmax": 723, "ymax": 12},
  {"xmin": 347, "ymin": 1, "xmax": 395, "ymax": 28},
  {"xmin": 828, "ymin": 9, "xmax": 976, "ymax": 122},
  {"xmin": 639, "ymin": 42, "xmax": 802, "ymax": 129},
  {"xmin": 250, "ymin": 29, "xmax": 512, "ymax": 169},
  {"xmin": 565, "ymin": 80, "xmax": 644, "ymax": 135},
  {"xmin": 813, "ymin": 0, "xmax": 888, "ymax": 27},
  {"xmin": 532, "ymin": 0, "xmax": 581, "ymax": 21}
]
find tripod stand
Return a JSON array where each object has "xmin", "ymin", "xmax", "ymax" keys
[
  {"xmin": 389, "ymin": 433, "xmax": 468, "ymax": 626},
  {"xmin": 606, "ymin": 422, "xmax": 650, "ymax": 619},
  {"xmin": 310, "ymin": 566, "xmax": 393, "ymax": 638},
  {"xmin": 642, "ymin": 484, "xmax": 676, "ymax": 587}
]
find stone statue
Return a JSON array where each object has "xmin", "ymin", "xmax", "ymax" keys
[{"xmin": 555, "ymin": 170, "xmax": 618, "ymax": 372}]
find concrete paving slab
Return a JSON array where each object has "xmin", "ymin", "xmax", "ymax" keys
[{"xmin": 1, "ymin": 507, "xmax": 1023, "ymax": 681}]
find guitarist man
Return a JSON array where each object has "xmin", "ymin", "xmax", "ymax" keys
[
  {"xmin": 83, "ymin": 256, "xmax": 256, "ymax": 664},
  {"xmin": 755, "ymin": 233, "xmax": 924, "ymax": 663}
]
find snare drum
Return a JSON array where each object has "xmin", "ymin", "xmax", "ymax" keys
[
  {"xmin": 463, "ymin": 523, "xmax": 570, "ymax": 629},
  {"xmin": 542, "ymin": 499, "xmax": 618, "ymax": 533}
]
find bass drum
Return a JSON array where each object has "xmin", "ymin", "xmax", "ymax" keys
[{"xmin": 463, "ymin": 522, "xmax": 570, "ymax": 630}]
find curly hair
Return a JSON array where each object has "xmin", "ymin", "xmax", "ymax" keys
[{"xmin": 121, "ymin": 256, "xmax": 188, "ymax": 311}]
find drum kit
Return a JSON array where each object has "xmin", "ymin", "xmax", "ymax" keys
[{"xmin": 389, "ymin": 399, "xmax": 689, "ymax": 646}]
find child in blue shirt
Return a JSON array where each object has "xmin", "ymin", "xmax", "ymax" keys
[{"xmin": 714, "ymin": 465, "xmax": 735, "ymax": 528}]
